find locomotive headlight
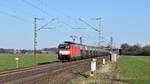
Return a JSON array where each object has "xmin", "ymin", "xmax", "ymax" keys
[{"xmin": 59, "ymin": 50, "xmax": 70, "ymax": 55}]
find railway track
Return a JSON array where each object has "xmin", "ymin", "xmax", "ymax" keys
[
  {"xmin": 0, "ymin": 61, "xmax": 60, "ymax": 76},
  {"xmin": 0, "ymin": 56, "xmax": 110, "ymax": 84}
]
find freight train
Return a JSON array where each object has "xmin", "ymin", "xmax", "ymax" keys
[{"xmin": 58, "ymin": 41, "xmax": 111, "ymax": 61}]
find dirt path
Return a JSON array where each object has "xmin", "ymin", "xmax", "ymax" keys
[{"xmin": 69, "ymin": 62, "xmax": 121, "ymax": 84}]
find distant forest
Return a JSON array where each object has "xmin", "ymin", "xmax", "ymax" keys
[{"xmin": 120, "ymin": 43, "xmax": 150, "ymax": 56}]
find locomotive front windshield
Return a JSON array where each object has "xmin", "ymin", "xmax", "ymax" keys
[{"xmin": 59, "ymin": 44, "xmax": 70, "ymax": 49}]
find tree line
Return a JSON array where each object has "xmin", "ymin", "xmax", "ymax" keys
[
  {"xmin": 0, "ymin": 48, "xmax": 57, "ymax": 54},
  {"xmin": 120, "ymin": 43, "xmax": 150, "ymax": 56}
]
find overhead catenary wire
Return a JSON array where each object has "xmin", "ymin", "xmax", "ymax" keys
[
  {"xmin": 49, "ymin": 19, "xmax": 75, "ymax": 36},
  {"xmin": 57, "ymin": 19, "xmax": 95, "ymax": 43},
  {"xmin": 0, "ymin": 2, "xmax": 16, "ymax": 13},
  {"xmin": 0, "ymin": 10, "xmax": 29, "ymax": 22},
  {"xmin": 36, "ymin": 0, "xmax": 80, "ymax": 27},
  {"xmin": 0, "ymin": 1, "xmax": 34, "ymax": 23},
  {"xmin": 56, "ymin": 19, "xmax": 75, "ymax": 33},
  {"xmin": 79, "ymin": 18, "xmax": 104, "ymax": 46},
  {"xmin": 58, "ymin": 20, "xmax": 73, "ymax": 29},
  {"xmin": 79, "ymin": 18, "xmax": 100, "ymax": 32},
  {"xmin": 21, "ymin": 0, "xmax": 51, "ymax": 16},
  {"xmin": 37, "ymin": 18, "xmax": 56, "ymax": 31}
]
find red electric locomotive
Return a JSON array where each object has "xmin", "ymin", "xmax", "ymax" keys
[{"xmin": 58, "ymin": 41, "xmax": 81, "ymax": 61}]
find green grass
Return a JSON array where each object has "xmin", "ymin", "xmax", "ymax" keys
[
  {"xmin": 118, "ymin": 56, "xmax": 150, "ymax": 84},
  {"xmin": 0, "ymin": 53, "xmax": 58, "ymax": 70}
]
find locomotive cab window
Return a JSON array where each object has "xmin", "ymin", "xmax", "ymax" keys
[{"xmin": 59, "ymin": 44, "xmax": 70, "ymax": 49}]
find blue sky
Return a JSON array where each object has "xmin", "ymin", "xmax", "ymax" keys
[{"xmin": 0, "ymin": 0, "xmax": 150, "ymax": 49}]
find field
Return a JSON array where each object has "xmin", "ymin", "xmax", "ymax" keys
[
  {"xmin": 118, "ymin": 56, "xmax": 150, "ymax": 84},
  {"xmin": 0, "ymin": 54, "xmax": 58, "ymax": 70}
]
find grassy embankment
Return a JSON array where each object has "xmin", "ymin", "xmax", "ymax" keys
[
  {"xmin": 118, "ymin": 56, "xmax": 150, "ymax": 84},
  {"xmin": 0, "ymin": 54, "xmax": 58, "ymax": 70}
]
